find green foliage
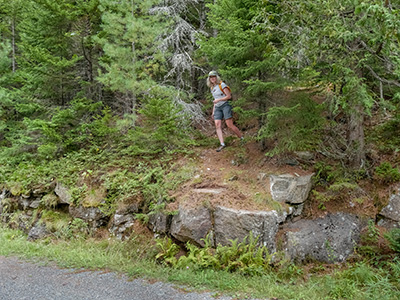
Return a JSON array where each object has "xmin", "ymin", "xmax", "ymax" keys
[
  {"xmin": 369, "ymin": 114, "xmax": 400, "ymax": 152},
  {"xmin": 96, "ymin": 0, "xmax": 165, "ymax": 105},
  {"xmin": 374, "ymin": 162, "xmax": 400, "ymax": 184},
  {"xmin": 313, "ymin": 162, "xmax": 338, "ymax": 186},
  {"xmin": 258, "ymin": 94, "xmax": 325, "ymax": 156},
  {"xmin": 356, "ymin": 219, "xmax": 383, "ymax": 261},
  {"xmin": 385, "ymin": 228, "xmax": 400, "ymax": 253},
  {"xmin": 156, "ymin": 233, "xmax": 273, "ymax": 276},
  {"xmin": 155, "ymin": 237, "xmax": 180, "ymax": 266},
  {"xmin": 40, "ymin": 194, "xmax": 59, "ymax": 209},
  {"xmin": 39, "ymin": 210, "xmax": 72, "ymax": 234}
]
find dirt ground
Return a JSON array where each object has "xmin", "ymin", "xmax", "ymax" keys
[
  {"xmin": 168, "ymin": 124, "xmax": 313, "ymax": 213},
  {"xmin": 166, "ymin": 122, "xmax": 387, "ymax": 221}
]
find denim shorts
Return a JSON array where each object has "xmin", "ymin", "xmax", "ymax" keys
[{"xmin": 214, "ymin": 102, "xmax": 233, "ymax": 120}]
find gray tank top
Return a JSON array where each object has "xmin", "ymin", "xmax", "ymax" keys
[{"xmin": 211, "ymin": 82, "xmax": 228, "ymax": 108}]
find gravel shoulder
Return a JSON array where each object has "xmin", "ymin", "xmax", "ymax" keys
[{"xmin": 0, "ymin": 256, "xmax": 236, "ymax": 300}]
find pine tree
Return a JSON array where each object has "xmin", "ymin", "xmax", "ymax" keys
[
  {"xmin": 96, "ymin": 0, "xmax": 165, "ymax": 114},
  {"xmin": 16, "ymin": 0, "xmax": 81, "ymax": 105},
  {"xmin": 255, "ymin": 0, "xmax": 400, "ymax": 167}
]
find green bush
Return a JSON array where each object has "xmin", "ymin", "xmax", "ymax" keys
[
  {"xmin": 156, "ymin": 233, "xmax": 274, "ymax": 276},
  {"xmin": 385, "ymin": 228, "xmax": 400, "ymax": 253},
  {"xmin": 258, "ymin": 93, "xmax": 325, "ymax": 156},
  {"xmin": 374, "ymin": 162, "xmax": 400, "ymax": 184}
]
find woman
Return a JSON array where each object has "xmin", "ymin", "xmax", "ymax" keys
[{"xmin": 207, "ymin": 70, "xmax": 243, "ymax": 152}]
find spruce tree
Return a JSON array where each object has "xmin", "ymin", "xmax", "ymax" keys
[{"xmin": 96, "ymin": 0, "xmax": 165, "ymax": 114}]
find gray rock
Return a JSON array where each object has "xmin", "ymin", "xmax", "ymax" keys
[
  {"xmin": 0, "ymin": 189, "xmax": 5, "ymax": 213},
  {"xmin": 379, "ymin": 192, "xmax": 400, "ymax": 222},
  {"xmin": 28, "ymin": 223, "xmax": 48, "ymax": 240},
  {"xmin": 19, "ymin": 197, "xmax": 31, "ymax": 210},
  {"xmin": 291, "ymin": 203, "xmax": 304, "ymax": 217},
  {"xmin": 214, "ymin": 206, "xmax": 278, "ymax": 253},
  {"xmin": 284, "ymin": 213, "xmax": 362, "ymax": 263},
  {"xmin": 170, "ymin": 206, "xmax": 213, "ymax": 247},
  {"xmin": 377, "ymin": 218, "xmax": 400, "ymax": 230},
  {"xmin": 54, "ymin": 182, "xmax": 71, "ymax": 204},
  {"xmin": 148, "ymin": 212, "xmax": 172, "ymax": 234},
  {"xmin": 109, "ymin": 213, "xmax": 135, "ymax": 240},
  {"xmin": 270, "ymin": 173, "xmax": 313, "ymax": 204},
  {"xmin": 294, "ymin": 151, "xmax": 314, "ymax": 161},
  {"xmin": 29, "ymin": 200, "xmax": 41, "ymax": 209},
  {"xmin": 69, "ymin": 205, "xmax": 108, "ymax": 228}
]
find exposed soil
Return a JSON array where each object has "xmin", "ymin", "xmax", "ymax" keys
[
  {"xmin": 166, "ymin": 122, "xmax": 388, "ymax": 221},
  {"xmin": 168, "ymin": 125, "xmax": 313, "ymax": 213}
]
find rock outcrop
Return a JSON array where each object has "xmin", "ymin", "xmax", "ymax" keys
[
  {"xmin": 170, "ymin": 206, "xmax": 213, "ymax": 247},
  {"xmin": 284, "ymin": 213, "xmax": 363, "ymax": 263},
  {"xmin": 378, "ymin": 190, "xmax": 400, "ymax": 229},
  {"xmin": 270, "ymin": 174, "xmax": 313, "ymax": 204},
  {"xmin": 0, "ymin": 171, "xmax": 374, "ymax": 264},
  {"xmin": 214, "ymin": 206, "xmax": 278, "ymax": 253}
]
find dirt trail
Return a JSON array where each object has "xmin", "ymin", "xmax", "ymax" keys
[{"xmin": 169, "ymin": 135, "xmax": 311, "ymax": 212}]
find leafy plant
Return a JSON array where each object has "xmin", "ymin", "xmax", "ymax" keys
[
  {"xmin": 158, "ymin": 233, "xmax": 274, "ymax": 276},
  {"xmin": 258, "ymin": 94, "xmax": 325, "ymax": 156},
  {"xmin": 385, "ymin": 228, "xmax": 400, "ymax": 253},
  {"xmin": 374, "ymin": 162, "xmax": 400, "ymax": 184},
  {"xmin": 155, "ymin": 237, "xmax": 180, "ymax": 266}
]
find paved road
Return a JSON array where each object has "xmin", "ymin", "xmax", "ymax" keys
[{"xmin": 0, "ymin": 256, "xmax": 236, "ymax": 300}]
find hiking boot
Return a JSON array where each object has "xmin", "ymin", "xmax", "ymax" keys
[{"xmin": 216, "ymin": 145, "xmax": 225, "ymax": 152}]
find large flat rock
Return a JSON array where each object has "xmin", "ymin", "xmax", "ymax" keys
[
  {"xmin": 284, "ymin": 213, "xmax": 363, "ymax": 263},
  {"xmin": 214, "ymin": 206, "xmax": 279, "ymax": 253},
  {"xmin": 170, "ymin": 206, "xmax": 213, "ymax": 247}
]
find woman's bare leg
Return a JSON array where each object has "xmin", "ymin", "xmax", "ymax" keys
[
  {"xmin": 225, "ymin": 118, "xmax": 242, "ymax": 138},
  {"xmin": 214, "ymin": 120, "xmax": 224, "ymax": 144}
]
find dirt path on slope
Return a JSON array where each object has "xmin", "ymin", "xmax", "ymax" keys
[{"xmin": 168, "ymin": 136, "xmax": 311, "ymax": 212}]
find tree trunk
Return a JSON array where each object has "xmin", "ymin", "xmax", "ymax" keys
[{"xmin": 348, "ymin": 103, "xmax": 365, "ymax": 169}]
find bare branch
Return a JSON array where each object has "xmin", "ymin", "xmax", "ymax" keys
[{"xmin": 365, "ymin": 65, "xmax": 400, "ymax": 88}]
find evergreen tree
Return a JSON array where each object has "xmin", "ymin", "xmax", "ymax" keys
[
  {"xmin": 198, "ymin": 0, "xmax": 287, "ymax": 152},
  {"xmin": 255, "ymin": 0, "xmax": 400, "ymax": 167},
  {"xmin": 96, "ymin": 0, "xmax": 165, "ymax": 114}
]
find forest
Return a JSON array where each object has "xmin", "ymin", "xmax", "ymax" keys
[
  {"xmin": 0, "ymin": 0, "xmax": 399, "ymax": 167},
  {"xmin": 1, "ymin": 0, "xmax": 400, "ymax": 299}
]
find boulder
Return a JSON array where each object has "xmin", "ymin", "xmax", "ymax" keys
[
  {"xmin": 284, "ymin": 213, "xmax": 363, "ymax": 263},
  {"xmin": 379, "ymin": 192, "xmax": 400, "ymax": 222},
  {"xmin": 214, "ymin": 206, "xmax": 279, "ymax": 253},
  {"xmin": 28, "ymin": 223, "xmax": 49, "ymax": 241},
  {"xmin": 69, "ymin": 205, "xmax": 108, "ymax": 228},
  {"xmin": 170, "ymin": 206, "xmax": 213, "ymax": 247},
  {"xmin": 148, "ymin": 212, "xmax": 172, "ymax": 234},
  {"xmin": 377, "ymin": 218, "xmax": 400, "ymax": 230},
  {"xmin": 109, "ymin": 213, "xmax": 135, "ymax": 240},
  {"xmin": 270, "ymin": 174, "xmax": 313, "ymax": 204},
  {"xmin": 54, "ymin": 182, "xmax": 71, "ymax": 204}
]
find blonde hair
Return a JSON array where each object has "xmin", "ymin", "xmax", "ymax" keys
[{"xmin": 206, "ymin": 75, "xmax": 222, "ymax": 88}]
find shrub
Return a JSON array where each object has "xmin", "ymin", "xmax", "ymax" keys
[
  {"xmin": 258, "ymin": 93, "xmax": 325, "ymax": 156},
  {"xmin": 385, "ymin": 228, "xmax": 400, "ymax": 253},
  {"xmin": 374, "ymin": 162, "xmax": 400, "ymax": 184}
]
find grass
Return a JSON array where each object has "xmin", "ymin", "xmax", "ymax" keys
[{"xmin": 1, "ymin": 226, "xmax": 400, "ymax": 300}]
